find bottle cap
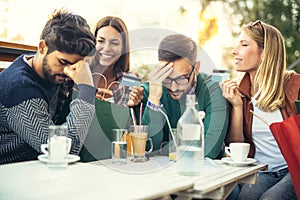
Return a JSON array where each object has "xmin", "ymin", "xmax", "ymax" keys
[{"xmin": 198, "ymin": 111, "xmax": 205, "ymax": 120}]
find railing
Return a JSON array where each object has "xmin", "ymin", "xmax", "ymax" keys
[{"xmin": 0, "ymin": 41, "xmax": 37, "ymax": 71}]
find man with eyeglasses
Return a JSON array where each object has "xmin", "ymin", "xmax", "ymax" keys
[{"xmin": 138, "ymin": 34, "xmax": 229, "ymax": 159}]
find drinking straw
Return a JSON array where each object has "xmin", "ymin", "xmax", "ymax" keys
[
  {"xmin": 158, "ymin": 108, "xmax": 177, "ymax": 148},
  {"xmin": 130, "ymin": 108, "xmax": 137, "ymax": 128},
  {"xmin": 139, "ymin": 103, "xmax": 143, "ymax": 125}
]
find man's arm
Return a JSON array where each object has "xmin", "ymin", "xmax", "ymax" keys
[
  {"xmin": 197, "ymin": 77, "xmax": 230, "ymax": 159},
  {"xmin": 138, "ymin": 63, "xmax": 173, "ymax": 152},
  {"xmin": 7, "ymin": 84, "xmax": 96, "ymax": 155},
  {"xmin": 66, "ymin": 84, "xmax": 97, "ymax": 154}
]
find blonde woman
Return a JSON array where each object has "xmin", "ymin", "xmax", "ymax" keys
[{"xmin": 220, "ymin": 20, "xmax": 299, "ymax": 199}]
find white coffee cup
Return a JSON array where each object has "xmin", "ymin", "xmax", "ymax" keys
[
  {"xmin": 41, "ymin": 137, "xmax": 72, "ymax": 157},
  {"xmin": 225, "ymin": 142, "xmax": 250, "ymax": 162},
  {"xmin": 41, "ymin": 125, "xmax": 72, "ymax": 168}
]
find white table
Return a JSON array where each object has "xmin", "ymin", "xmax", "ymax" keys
[{"xmin": 0, "ymin": 156, "xmax": 266, "ymax": 200}]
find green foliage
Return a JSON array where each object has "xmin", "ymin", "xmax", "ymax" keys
[
  {"xmin": 202, "ymin": 0, "xmax": 300, "ymax": 73},
  {"xmin": 198, "ymin": 12, "xmax": 219, "ymax": 47}
]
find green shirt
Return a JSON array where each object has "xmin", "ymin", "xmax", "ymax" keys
[{"xmin": 140, "ymin": 72, "xmax": 229, "ymax": 159}]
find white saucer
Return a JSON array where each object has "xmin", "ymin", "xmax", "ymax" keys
[
  {"xmin": 221, "ymin": 157, "xmax": 257, "ymax": 166},
  {"xmin": 38, "ymin": 154, "xmax": 80, "ymax": 164}
]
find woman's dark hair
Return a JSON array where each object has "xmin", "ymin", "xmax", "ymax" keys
[{"xmin": 91, "ymin": 16, "xmax": 130, "ymax": 73}]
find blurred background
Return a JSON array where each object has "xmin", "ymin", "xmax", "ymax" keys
[{"xmin": 1, "ymin": 0, "xmax": 299, "ymax": 79}]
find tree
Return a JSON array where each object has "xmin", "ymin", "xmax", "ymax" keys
[
  {"xmin": 200, "ymin": 0, "xmax": 300, "ymax": 73},
  {"xmin": 198, "ymin": 9, "xmax": 219, "ymax": 47}
]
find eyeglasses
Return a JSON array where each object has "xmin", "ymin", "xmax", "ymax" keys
[
  {"xmin": 250, "ymin": 20, "xmax": 261, "ymax": 27},
  {"xmin": 163, "ymin": 67, "xmax": 194, "ymax": 86},
  {"xmin": 250, "ymin": 20, "xmax": 265, "ymax": 36},
  {"xmin": 249, "ymin": 20, "xmax": 265, "ymax": 49}
]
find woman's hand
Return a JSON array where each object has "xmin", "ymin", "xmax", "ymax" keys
[
  {"xmin": 219, "ymin": 79, "xmax": 243, "ymax": 107},
  {"xmin": 148, "ymin": 62, "xmax": 173, "ymax": 105},
  {"xmin": 127, "ymin": 86, "xmax": 144, "ymax": 107},
  {"xmin": 95, "ymin": 88, "xmax": 113, "ymax": 101}
]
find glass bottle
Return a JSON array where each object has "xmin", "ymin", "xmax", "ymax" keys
[{"xmin": 176, "ymin": 94, "xmax": 205, "ymax": 176}]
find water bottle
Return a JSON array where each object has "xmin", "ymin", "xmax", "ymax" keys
[{"xmin": 176, "ymin": 94, "xmax": 205, "ymax": 176}]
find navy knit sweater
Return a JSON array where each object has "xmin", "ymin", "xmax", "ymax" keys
[{"xmin": 0, "ymin": 55, "xmax": 96, "ymax": 164}]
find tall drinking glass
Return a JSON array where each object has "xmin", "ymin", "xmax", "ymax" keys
[{"xmin": 129, "ymin": 125, "xmax": 153, "ymax": 162}]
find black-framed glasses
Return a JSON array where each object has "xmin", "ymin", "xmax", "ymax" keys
[{"xmin": 163, "ymin": 66, "xmax": 194, "ymax": 86}]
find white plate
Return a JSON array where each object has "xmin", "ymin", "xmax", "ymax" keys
[
  {"xmin": 38, "ymin": 154, "xmax": 80, "ymax": 164},
  {"xmin": 221, "ymin": 157, "xmax": 257, "ymax": 167}
]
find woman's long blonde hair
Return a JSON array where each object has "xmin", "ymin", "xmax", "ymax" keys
[{"xmin": 243, "ymin": 20, "xmax": 294, "ymax": 112}]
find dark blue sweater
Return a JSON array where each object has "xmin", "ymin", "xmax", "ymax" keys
[{"xmin": 0, "ymin": 55, "xmax": 97, "ymax": 164}]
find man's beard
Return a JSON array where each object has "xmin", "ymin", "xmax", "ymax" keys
[
  {"xmin": 42, "ymin": 56, "xmax": 67, "ymax": 85},
  {"xmin": 166, "ymin": 88, "xmax": 186, "ymax": 99},
  {"xmin": 166, "ymin": 82, "xmax": 193, "ymax": 99}
]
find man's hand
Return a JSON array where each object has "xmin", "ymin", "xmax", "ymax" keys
[
  {"xmin": 64, "ymin": 61, "xmax": 93, "ymax": 86},
  {"xmin": 148, "ymin": 62, "xmax": 173, "ymax": 105}
]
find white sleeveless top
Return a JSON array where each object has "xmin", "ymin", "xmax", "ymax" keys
[{"xmin": 251, "ymin": 99, "xmax": 287, "ymax": 172}]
